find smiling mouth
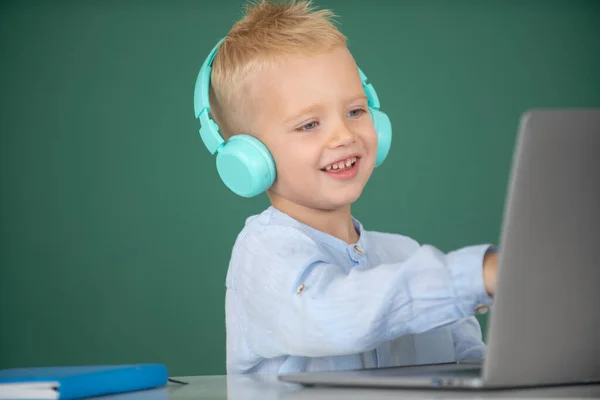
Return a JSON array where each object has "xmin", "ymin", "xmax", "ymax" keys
[{"xmin": 320, "ymin": 156, "xmax": 358, "ymax": 172}]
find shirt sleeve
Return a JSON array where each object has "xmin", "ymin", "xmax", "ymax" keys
[
  {"xmin": 227, "ymin": 225, "xmax": 494, "ymax": 359},
  {"xmin": 450, "ymin": 316, "xmax": 487, "ymax": 361}
]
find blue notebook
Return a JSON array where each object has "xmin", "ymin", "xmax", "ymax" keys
[{"xmin": 0, "ymin": 364, "xmax": 168, "ymax": 399}]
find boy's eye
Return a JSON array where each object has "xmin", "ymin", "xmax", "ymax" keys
[
  {"xmin": 297, "ymin": 121, "xmax": 318, "ymax": 132},
  {"xmin": 347, "ymin": 108, "xmax": 366, "ymax": 118}
]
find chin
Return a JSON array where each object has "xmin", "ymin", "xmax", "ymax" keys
[
  {"xmin": 273, "ymin": 174, "xmax": 369, "ymax": 211},
  {"xmin": 318, "ymin": 188, "xmax": 364, "ymax": 210}
]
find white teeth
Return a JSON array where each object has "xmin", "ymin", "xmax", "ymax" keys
[{"xmin": 323, "ymin": 157, "xmax": 358, "ymax": 171}]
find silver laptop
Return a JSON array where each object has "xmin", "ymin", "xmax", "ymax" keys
[{"xmin": 279, "ymin": 108, "xmax": 600, "ymax": 390}]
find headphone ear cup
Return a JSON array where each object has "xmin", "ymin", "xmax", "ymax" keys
[
  {"xmin": 215, "ymin": 134, "xmax": 276, "ymax": 198},
  {"xmin": 371, "ymin": 108, "xmax": 392, "ymax": 167}
]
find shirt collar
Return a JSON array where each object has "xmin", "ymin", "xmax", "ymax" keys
[{"xmin": 268, "ymin": 206, "xmax": 369, "ymax": 254}]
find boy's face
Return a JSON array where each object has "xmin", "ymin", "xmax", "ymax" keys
[{"xmin": 249, "ymin": 46, "xmax": 378, "ymax": 211}]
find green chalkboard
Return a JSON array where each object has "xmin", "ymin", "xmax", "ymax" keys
[{"xmin": 1, "ymin": 0, "xmax": 599, "ymax": 375}]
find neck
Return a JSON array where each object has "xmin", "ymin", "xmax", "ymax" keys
[{"xmin": 268, "ymin": 192, "xmax": 359, "ymax": 244}]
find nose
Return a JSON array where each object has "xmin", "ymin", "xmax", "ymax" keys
[{"xmin": 327, "ymin": 120, "xmax": 356, "ymax": 149}]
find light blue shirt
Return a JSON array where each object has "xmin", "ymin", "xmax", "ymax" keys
[{"xmin": 225, "ymin": 206, "xmax": 494, "ymax": 374}]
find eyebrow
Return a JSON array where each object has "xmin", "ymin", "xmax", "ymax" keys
[
  {"xmin": 282, "ymin": 104, "xmax": 323, "ymax": 125},
  {"xmin": 282, "ymin": 94, "xmax": 368, "ymax": 125}
]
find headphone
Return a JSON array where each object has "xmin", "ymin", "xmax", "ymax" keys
[{"xmin": 193, "ymin": 38, "xmax": 392, "ymax": 198}]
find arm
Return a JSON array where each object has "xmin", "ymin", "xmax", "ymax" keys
[
  {"xmin": 228, "ymin": 226, "xmax": 494, "ymax": 359},
  {"xmin": 449, "ymin": 248, "xmax": 498, "ymax": 361}
]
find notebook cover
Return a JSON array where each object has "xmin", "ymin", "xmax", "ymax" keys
[{"xmin": 0, "ymin": 364, "xmax": 168, "ymax": 399}]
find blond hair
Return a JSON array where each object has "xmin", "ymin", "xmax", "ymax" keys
[{"xmin": 209, "ymin": 0, "xmax": 347, "ymax": 138}]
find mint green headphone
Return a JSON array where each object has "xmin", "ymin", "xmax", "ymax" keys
[{"xmin": 193, "ymin": 39, "xmax": 392, "ymax": 197}]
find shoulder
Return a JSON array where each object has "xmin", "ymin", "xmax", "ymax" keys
[
  {"xmin": 226, "ymin": 207, "xmax": 324, "ymax": 285},
  {"xmin": 232, "ymin": 207, "xmax": 319, "ymax": 255},
  {"xmin": 359, "ymin": 227, "xmax": 422, "ymax": 263},
  {"xmin": 365, "ymin": 229, "xmax": 420, "ymax": 251}
]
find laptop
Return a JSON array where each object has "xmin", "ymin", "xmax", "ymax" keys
[{"xmin": 279, "ymin": 108, "xmax": 600, "ymax": 390}]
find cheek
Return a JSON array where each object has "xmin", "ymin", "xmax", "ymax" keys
[
  {"xmin": 363, "ymin": 125, "xmax": 379, "ymax": 153},
  {"xmin": 358, "ymin": 127, "xmax": 379, "ymax": 172},
  {"xmin": 271, "ymin": 142, "xmax": 319, "ymax": 181}
]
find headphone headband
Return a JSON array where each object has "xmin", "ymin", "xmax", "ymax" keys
[
  {"xmin": 194, "ymin": 38, "xmax": 225, "ymax": 155},
  {"xmin": 193, "ymin": 39, "xmax": 382, "ymax": 131},
  {"xmin": 194, "ymin": 38, "xmax": 224, "ymax": 119}
]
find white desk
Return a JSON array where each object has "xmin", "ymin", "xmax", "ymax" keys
[{"xmin": 104, "ymin": 375, "xmax": 600, "ymax": 399}]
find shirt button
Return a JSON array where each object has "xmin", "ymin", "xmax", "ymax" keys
[
  {"xmin": 475, "ymin": 304, "xmax": 489, "ymax": 315},
  {"xmin": 353, "ymin": 245, "xmax": 364, "ymax": 255}
]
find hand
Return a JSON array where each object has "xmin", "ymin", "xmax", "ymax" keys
[{"xmin": 483, "ymin": 250, "xmax": 498, "ymax": 295}]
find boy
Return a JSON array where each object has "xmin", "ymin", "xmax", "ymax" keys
[{"xmin": 195, "ymin": 0, "xmax": 498, "ymax": 374}]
